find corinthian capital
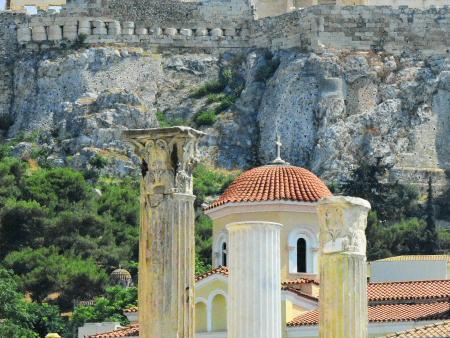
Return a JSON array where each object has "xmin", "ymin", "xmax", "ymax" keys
[
  {"xmin": 123, "ymin": 126, "xmax": 205, "ymax": 195},
  {"xmin": 317, "ymin": 196, "xmax": 371, "ymax": 256}
]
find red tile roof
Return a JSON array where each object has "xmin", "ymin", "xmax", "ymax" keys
[
  {"xmin": 368, "ymin": 280, "xmax": 450, "ymax": 302},
  {"xmin": 195, "ymin": 266, "xmax": 229, "ymax": 282},
  {"xmin": 123, "ymin": 306, "xmax": 138, "ymax": 313},
  {"xmin": 206, "ymin": 165, "xmax": 332, "ymax": 210},
  {"xmin": 87, "ymin": 324, "xmax": 139, "ymax": 337},
  {"xmin": 282, "ymin": 286, "xmax": 319, "ymax": 301},
  {"xmin": 384, "ymin": 320, "xmax": 450, "ymax": 337},
  {"xmin": 288, "ymin": 302, "xmax": 450, "ymax": 327},
  {"xmin": 282, "ymin": 278, "xmax": 320, "ymax": 286}
]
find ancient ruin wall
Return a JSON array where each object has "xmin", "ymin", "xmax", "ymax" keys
[
  {"xmin": 252, "ymin": 6, "xmax": 450, "ymax": 55},
  {"xmin": 14, "ymin": 6, "xmax": 450, "ymax": 55},
  {"xmin": 0, "ymin": 12, "xmax": 24, "ymax": 120}
]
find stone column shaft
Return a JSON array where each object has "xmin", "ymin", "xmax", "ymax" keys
[
  {"xmin": 317, "ymin": 196, "xmax": 371, "ymax": 338},
  {"xmin": 124, "ymin": 127, "xmax": 204, "ymax": 338},
  {"xmin": 227, "ymin": 221, "xmax": 283, "ymax": 338}
]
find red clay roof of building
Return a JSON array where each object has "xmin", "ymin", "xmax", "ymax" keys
[
  {"xmin": 206, "ymin": 165, "xmax": 332, "ymax": 210},
  {"xmin": 87, "ymin": 324, "xmax": 139, "ymax": 337},
  {"xmin": 123, "ymin": 306, "xmax": 138, "ymax": 313},
  {"xmin": 384, "ymin": 320, "xmax": 450, "ymax": 337},
  {"xmin": 282, "ymin": 278, "xmax": 320, "ymax": 286},
  {"xmin": 195, "ymin": 266, "xmax": 229, "ymax": 282},
  {"xmin": 368, "ymin": 280, "xmax": 450, "ymax": 302},
  {"xmin": 288, "ymin": 302, "xmax": 450, "ymax": 327}
]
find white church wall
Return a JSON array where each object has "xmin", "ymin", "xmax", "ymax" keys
[{"xmin": 370, "ymin": 260, "xmax": 448, "ymax": 282}]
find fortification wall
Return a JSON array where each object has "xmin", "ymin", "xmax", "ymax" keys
[
  {"xmin": 64, "ymin": 0, "xmax": 254, "ymax": 27},
  {"xmin": 0, "ymin": 12, "xmax": 24, "ymax": 120},
  {"xmin": 252, "ymin": 6, "xmax": 450, "ymax": 55},
  {"xmin": 15, "ymin": 6, "xmax": 450, "ymax": 55}
]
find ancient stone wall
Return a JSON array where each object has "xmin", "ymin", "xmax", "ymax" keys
[
  {"xmin": 64, "ymin": 0, "xmax": 254, "ymax": 27},
  {"xmin": 0, "ymin": 12, "xmax": 24, "ymax": 122},
  {"xmin": 15, "ymin": 6, "xmax": 450, "ymax": 55},
  {"xmin": 252, "ymin": 6, "xmax": 450, "ymax": 55}
]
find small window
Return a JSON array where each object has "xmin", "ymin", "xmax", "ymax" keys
[
  {"xmin": 297, "ymin": 238, "xmax": 307, "ymax": 273},
  {"xmin": 221, "ymin": 242, "xmax": 227, "ymax": 267}
]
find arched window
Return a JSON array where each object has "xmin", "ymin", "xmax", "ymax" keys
[
  {"xmin": 221, "ymin": 242, "xmax": 227, "ymax": 267},
  {"xmin": 297, "ymin": 238, "xmax": 307, "ymax": 273},
  {"xmin": 195, "ymin": 302, "xmax": 207, "ymax": 332},
  {"xmin": 211, "ymin": 294, "xmax": 227, "ymax": 331}
]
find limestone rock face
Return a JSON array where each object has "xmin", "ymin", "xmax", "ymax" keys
[{"xmin": 4, "ymin": 47, "xmax": 450, "ymax": 189}]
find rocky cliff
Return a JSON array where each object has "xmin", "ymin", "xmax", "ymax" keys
[{"xmin": 2, "ymin": 46, "xmax": 449, "ymax": 190}]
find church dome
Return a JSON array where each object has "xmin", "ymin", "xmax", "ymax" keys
[
  {"xmin": 110, "ymin": 268, "xmax": 132, "ymax": 287},
  {"xmin": 206, "ymin": 164, "xmax": 332, "ymax": 210}
]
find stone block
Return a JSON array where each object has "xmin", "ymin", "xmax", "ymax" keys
[
  {"xmin": 108, "ymin": 21, "xmax": 121, "ymax": 35},
  {"xmin": 224, "ymin": 28, "xmax": 237, "ymax": 36},
  {"xmin": 122, "ymin": 22, "xmax": 135, "ymax": 35},
  {"xmin": 32, "ymin": 26, "xmax": 47, "ymax": 42},
  {"xmin": 48, "ymin": 25, "xmax": 63, "ymax": 41},
  {"xmin": 150, "ymin": 28, "xmax": 163, "ymax": 36},
  {"xmin": 136, "ymin": 27, "xmax": 148, "ymax": 35},
  {"xmin": 210, "ymin": 28, "xmax": 223, "ymax": 37},
  {"xmin": 17, "ymin": 26, "xmax": 32, "ymax": 43},
  {"xmin": 78, "ymin": 20, "xmax": 91, "ymax": 35},
  {"xmin": 92, "ymin": 20, "xmax": 107, "ymax": 35},
  {"xmin": 180, "ymin": 28, "xmax": 192, "ymax": 37},
  {"xmin": 195, "ymin": 28, "xmax": 208, "ymax": 36},
  {"xmin": 165, "ymin": 28, "xmax": 178, "ymax": 36}
]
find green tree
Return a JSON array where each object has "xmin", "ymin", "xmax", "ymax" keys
[
  {"xmin": 3, "ymin": 247, "xmax": 108, "ymax": 308},
  {"xmin": 0, "ymin": 268, "xmax": 64, "ymax": 337},
  {"xmin": 422, "ymin": 176, "xmax": 439, "ymax": 254},
  {"xmin": 23, "ymin": 167, "xmax": 91, "ymax": 211},
  {"xmin": 0, "ymin": 199, "xmax": 48, "ymax": 257}
]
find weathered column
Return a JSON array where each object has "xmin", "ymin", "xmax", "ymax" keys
[
  {"xmin": 227, "ymin": 221, "xmax": 283, "ymax": 338},
  {"xmin": 317, "ymin": 196, "xmax": 371, "ymax": 338},
  {"xmin": 124, "ymin": 127, "xmax": 204, "ymax": 338}
]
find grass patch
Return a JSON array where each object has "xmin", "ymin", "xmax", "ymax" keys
[
  {"xmin": 190, "ymin": 80, "xmax": 226, "ymax": 99},
  {"xmin": 156, "ymin": 111, "xmax": 187, "ymax": 128}
]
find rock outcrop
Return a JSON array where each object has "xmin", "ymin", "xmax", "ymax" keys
[{"xmin": 3, "ymin": 46, "xmax": 449, "ymax": 190}]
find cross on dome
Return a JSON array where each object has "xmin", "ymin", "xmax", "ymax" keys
[{"xmin": 271, "ymin": 133, "xmax": 290, "ymax": 165}]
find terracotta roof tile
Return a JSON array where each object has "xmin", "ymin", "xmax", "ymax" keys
[
  {"xmin": 287, "ymin": 302, "xmax": 450, "ymax": 327},
  {"xmin": 384, "ymin": 320, "xmax": 450, "ymax": 337},
  {"xmin": 206, "ymin": 165, "xmax": 332, "ymax": 210},
  {"xmin": 368, "ymin": 280, "xmax": 450, "ymax": 302},
  {"xmin": 87, "ymin": 324, "xmax": 139, "ymax": 338},
  {"xmin": 282, "ymin": 278, "xmax": 320, "ymax": 286},
  {"xmin": 123, "ymin": 306, "xmax": 138, "ymax": 313},
  {"xmin": 195, "ymin": 266, "xmax": 229, "ymax": 282}
]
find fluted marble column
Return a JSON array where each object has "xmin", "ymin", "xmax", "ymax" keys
[
  {"xmin": 227, "ymin": 221, "xmax": 283, "ymax": 338},
  {"xmin": 317, "ymin": 196, "xmax": 371, "ymax": 338},
  {"xmin": 124, "ymin": 127, "xmax": 204, "ymax": 338}
]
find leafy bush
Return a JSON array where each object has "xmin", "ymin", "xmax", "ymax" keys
[
  {"xmin": 194, "ymin": 110, "xmax": 217, "ymax": 126},
  {"xmin": 89, "ymin": 154, "xmax": 108, "ymax": 169},
  {"xmin": 67, "ymin": 286, "xmax": 137, "ymax": 335},
  {"xmin": 72, "ymin": 33, "xmax": 87, "ymax": 50}
]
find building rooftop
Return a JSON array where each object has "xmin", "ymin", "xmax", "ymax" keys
[
  {"xmin": 287, "ymin": 302, "xmax": 450, "ymax": 327},
  {"xmin": 384, "ymin": 320, "xmax": 450, "ymax": 337},
  {"xmin": 206, "ymin": 165, "xmax": 332, "ymax": 210},
  {"xmin": 375, "ymin": 255, "xmax": 450, "ymax": 263}
]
